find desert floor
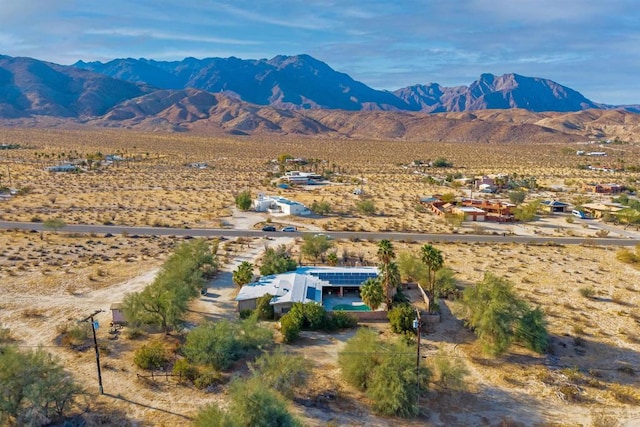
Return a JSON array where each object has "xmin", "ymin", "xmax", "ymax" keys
[{"xmin": 1, "ymin": 129, "xmax": 640, "ymax": 425}]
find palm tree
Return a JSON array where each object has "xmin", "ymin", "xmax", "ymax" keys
[
  {"xmin": 420, "ymin": 244, "xmax": 444, "ymax": 296},
  {"xmin": 379, "ymin": 261, "xmax": 401, "ymax": 308},
  {"xmin": 359, "ymin": 278, "xmax": 384, "ymax": 311},
  {"xmin": 376, "ymin": 239, "xmax": 395, "ymax": 265}
]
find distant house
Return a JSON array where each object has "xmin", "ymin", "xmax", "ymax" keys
[
  {"xmin": 582, "ymin": 183, "xmax": 624, "ymax": 194},
  {"xmin": 581, "ymin": 202, "xmax": 625, "ymax": 218},
  {"xmin": 253, "ymin": 194, "xmax": 311, "ymax": 216},
  {"xmin": 283, "ymin": 171, "xmax": 323, "ymax": 185},
  {"xmin": 540, "ymin": 200, "xmax": 571, "ymax": 214},
  {"xmin": 460, "ymin": 199, "xmax": 515, "ymax": 222},
  {"xmin": 46, "ymin": 163, "xmax": 79, "ymax": 173},
  {"xmin": 235, "ymin": 266, "xmax": 380, "ymax": 317},
  {"xmin": 452, "ymin": 206, "xmax": 486, "ymax": 221}
]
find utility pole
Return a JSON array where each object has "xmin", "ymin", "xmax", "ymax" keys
[
  {"xmin": 80, "ymin": 309, "xmax": 104, "ymax": 394},
  {"xmin": 413, "ymin": 307, "xmax": 422, "ymax": 396}
]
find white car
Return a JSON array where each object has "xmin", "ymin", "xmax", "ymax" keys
[{"xmin": 281, "ymin": 226, "xmax": 297, "ymax": 232}]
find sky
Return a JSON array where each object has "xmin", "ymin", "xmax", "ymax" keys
[{"xmin": 0, "ymin": 0, "xmax": 638, "ymax": 105}]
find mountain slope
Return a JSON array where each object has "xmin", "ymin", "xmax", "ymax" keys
[
  {"xmin": 394, "ymin": 73, "xmax": 599, "ymax": 113},
  {"xmin": 75, "ymin": 54, "xmax": 410, "ymax": 111},
  {"xmin": 0, "ymin": 56, "xmax": 150, "ymax": 118}
]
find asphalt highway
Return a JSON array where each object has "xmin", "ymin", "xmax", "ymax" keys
[{"xmin": 0, "ymin": 221, "xmax": 638, "ymax": 246}]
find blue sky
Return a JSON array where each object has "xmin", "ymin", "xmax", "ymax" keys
[{"xmin": 0, "ymin": 0, "xmax": 638, "ymax": 104}]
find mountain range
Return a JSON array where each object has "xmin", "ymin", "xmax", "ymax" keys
[{"xmin": 1, "ymin": 53, "xmax": 639, "ymax": 142}]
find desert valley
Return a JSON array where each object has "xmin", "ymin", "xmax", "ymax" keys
[{"xmin": 1, "ymin": 50, "xmax": 640, "ymax": 427}]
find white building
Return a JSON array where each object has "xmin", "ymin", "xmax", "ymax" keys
[
  {"xmin": 253, "ymin": 194, "xmax": 311, "ymax": 216},
  {"xmin": 283, "ymin": 171, "xmax": 323, "ymax": 185},
  {"xmin": 235, "ymin": 266, "xmax": 379, "ymax": 315}
]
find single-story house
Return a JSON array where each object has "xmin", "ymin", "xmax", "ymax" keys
[
  {"xmin": 582, "ymin": 183, "xmax": 624, "ymax": 194},
  {"xmin": 254, "ymin": 194, "xmax": 311, "ymax": 216},
  {"xmin": 581, "ymin": 202, "xmax": 625, "ymax": 218},
  {"xmin": 283, "ymin": 171, "xmax": 323, "ymax": 185},
  {"xmin": 452, "ymin": 206, "xmax": 486, "ymax": 221},
  {"xmin": 235, "ymin": 266, "xmax": 379, "ymax": 316},
  {"xmin": 540, "ymin": 200, "xmax": 571, "ymax": 213}
]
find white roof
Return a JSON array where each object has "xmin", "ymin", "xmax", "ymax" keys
[{"xmin": 235, "ymin": 266, "xmax": 378, "ymax": 305}]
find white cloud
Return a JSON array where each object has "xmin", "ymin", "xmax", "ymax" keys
[{"xmin": 85, "ymin": 28, "xmax": 261, "ymax": 45}]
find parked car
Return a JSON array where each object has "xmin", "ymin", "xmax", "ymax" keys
[
  {"xmin": 281, "ymin": 226, "xmax": 297, "ymax": 232},
  {"xmin": 262, "ymin": 225, "xmax": 277, "ymax": 232}
]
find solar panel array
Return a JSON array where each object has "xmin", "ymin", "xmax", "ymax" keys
[{"xmin": 310, "ymin": 271, "xmax": 377, "ymax": 286}]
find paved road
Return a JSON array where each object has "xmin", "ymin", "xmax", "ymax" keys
[{"xmin": 1, "ymin": 221, "xmax": 638, "ymax": 246}]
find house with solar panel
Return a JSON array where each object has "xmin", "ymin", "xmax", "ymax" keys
[{"xmin": 235, "ymin": 266, "xmax": 379, "ymax": 316}]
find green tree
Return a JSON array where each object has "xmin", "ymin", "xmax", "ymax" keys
[
  {"xmin": 514, "ymin": 199, "xmax": 541, "ymax": 222},
  {"xmin": 233, "ymin": 261, "xmax": 254, "ymax": 287},
  {"xmin": 0, "ymin": 346, "xmax": 83, "ymax": 426},
  {"xmin": 133, "ymin": 341, "xmax": 170, "ymax": 370},
  {"xmin": 355, "ymin": 199, "xmax": 376, "ymax": 216},
  {"xmin": 183, "ymin": 318, "xmax": 272, "ymax": 370},
  {"xmin": 310, "ymin": 200, "xmax": 331, "ymax": 215},
  {"xmin": 255, "ymin": 293, "xmax": 275, "ymax": 320},
  {"xmin": 43, "ymin": 217, "xmax": 66, "ymax": 234},
  {"xmin": 359, "ymin": 277, "xmax": 384, "ymax": 311},
  {"xmin": 515, "ymin": 307, "xmax": 549, "ymax": 353},
  {"xmin": 420, "ymin": 244, "xmax": 444, "ymax": 298},
  {"xmin": 397, "ymin": 251, "xmax": 428, "ymax": 283},
  {"xmin": 123, "ymin": 239, "xmax": 217, "ymax": 332},
  {"xmin": 338, "ymin": 328, "xmax": 380, "ymax": 390},
  {"xmin": 259, "ymin": 246, "xmax": 297, "ymax": 276},
  {"xmin": 251, "ymin": 348, "xmax": 310, "ymax": 399},
  {"xmin": 432, "ymin": 157, "xmax": 452, "ymax": 168},
  {"xmin": 435, "ymin": 267, "xmax": 458, "ymax": 299},
  {"xmin": 463, "ymin": 272, "xmax": 541, "ymax": 356},
  {"xmin": 387, "ymin": 303, "xmax": 416, "ymax": 334},
  {"xmin": 338, "ymin": 329, "xmax": 429, "ymax": 417},
  {"xmin": 194, "ymin": 378, "xmax": 302, "ymax": 427},
  {"xmin": 301, "ymin": 234, "xmax": 333, "ymax": 262},
  {"xmin": 235, "ymin": 190, "xmax": 252, "ymax": 211},
  {"xmin": 508, "ymin": 190, "xmax": 526, "ymax": 205}
]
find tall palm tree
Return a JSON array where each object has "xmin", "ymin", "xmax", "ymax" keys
[
  {"xmin": 420, "ymin": 244, "xmax": 444, "ymax": 296},
  {"xmin": 376, "ymin": 240, "xmax": 399, "ymax": 308},
  {"xmin": 379, "ymin": 261, "xmax": 401, "ymax": 308}
]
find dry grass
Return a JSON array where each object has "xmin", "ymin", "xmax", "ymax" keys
[{"xmin": 1, "ymin": 128, "xmax": 640, "ymax": 425}]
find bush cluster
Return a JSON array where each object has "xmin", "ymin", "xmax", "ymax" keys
[{"xmin": 279, "ymin": 303, "xmax": 358, "ymax": 343}]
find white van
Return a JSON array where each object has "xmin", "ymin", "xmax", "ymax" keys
[{"xmin": 572, "ymin": 209, "xmax": 586, "ymax": 219}]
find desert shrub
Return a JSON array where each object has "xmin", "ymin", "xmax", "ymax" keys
[
  {"xmin": 280, "ymin": 313, "xmax": 302, "ymax": 344},
  {"xmin": 433, "ymin": 350, "xmax": 469, "ymax": 391},
  {"xmin": 57, "ymin": 321, "xmax": 91, "ymax": 348},
  {"xmin": 327, "ymin": 311, "xmax": 358, "ymax": 329},
  {"xmin": 616, "ymin": 247, "xmax": 639, "ymax": 264},
  {"xmin": 388, "ymin": 304, "xmax": 416, "ymax": 334},
  {"xmin": 355, "ymin": 199, "xmax": 376, "ymax": 216},
  {"xmin": 134, "ymin": 342, "xmax": 170, "ymax": 370},
  {"xmin": 239, "ymin": 309, "xmax": 254, "ymax": 319},
  {"xmin": 172, "ymin": 358, "xmax": 199, "ymax": 382},
  {"xmin": 301, "ymin": 303, "xmax": 328, "ymax": 330},
  {"xmin": 435, "ymin": 267, "xmax": 459, "ymax": 299},
  {"xmin": 0, "ymin": 346, "xmax": 83, "ymax": 426},
  {"xmin": 194, "ymin": 378, "xmax": 302, "ymax": 427},
  {"xmin": 255, "ymin": 293, "xmax": 275, "ymax": 320},
  {"xmin": 194, "ymin": 370, "xmax": 222, "ymax": 390},
  {"xmin": 338, "ymin": 329, "xmax": 429, "ymax": 417},
  {"xmin": 432, "ymin": 157, "xmax": 452, "ymax": 167},
  {"xmin": 252, "ymin": 348, "xmax": 310, "ymax": 398},
  {"xmin": 310, "ymin": 200, "xmax": 331, "ymax": 215},
  {"xmin": 367, "ymin": 343, "xmax": 422, "ymax": 418},
  {"xmin": 183, "ymin": 318, "xmax": 272, "ymax": 370},
  {"xmin": 578, "ymin": 286, "xmax": 595, "ymax": 298},
  {"xmin": 338, "ymin": 328, "xmax": 380, "ymax": 390},
  {"xmin": 301, "ymin": 234, "xmax": 333, "ymax": 262},
  {"xmin": 463, "ymin": 272, "xmax": 546, "ymax": 356},
  {"xmin": 610, "ymin": 385, "xmax": 639, "ymax": 404}
]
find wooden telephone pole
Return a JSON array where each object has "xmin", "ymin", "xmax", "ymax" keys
[{"xmin": 80, "ymin": 309, "xmax": 104, "ymax": 394}]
